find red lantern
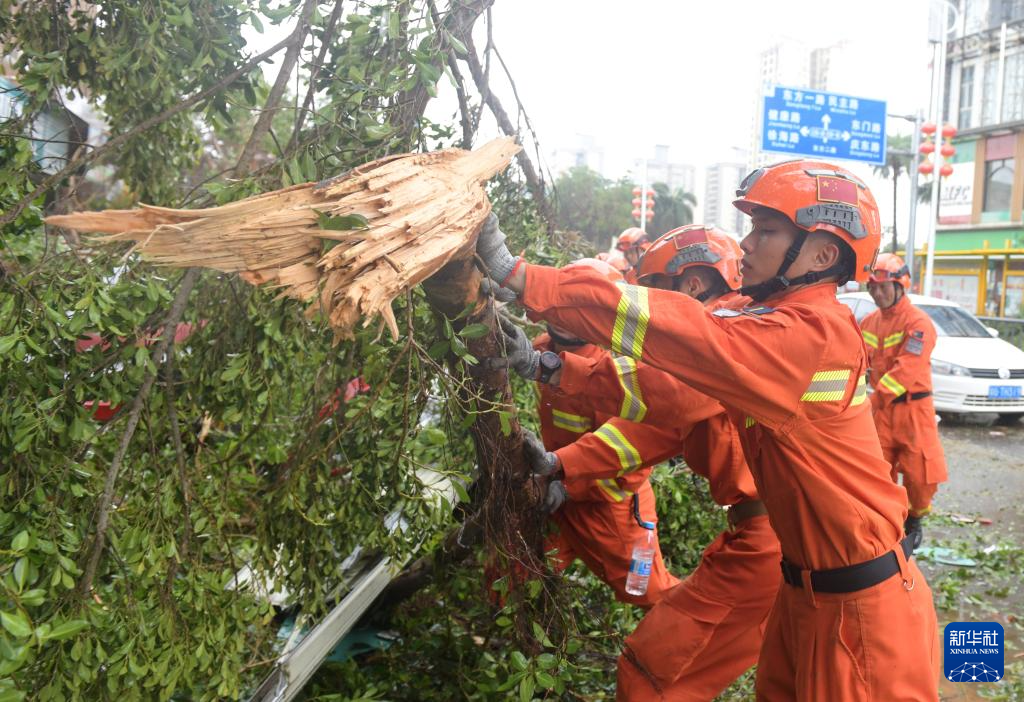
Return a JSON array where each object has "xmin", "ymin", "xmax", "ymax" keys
[
  {"xmin": 919, "ymin": 142, "xmax": 935, "ymax": 155},
  {"xmin": 941, "ymin": 124, "xmax": 957, "ymax": 138},
  {"xmin": 940, "ymin": 164, "xmax": 954, "ymax": 177},
  {"xmin": 645, "ymin": 210, "xmax": 654, "ymax": 220},
  {"xmin": 921, "ymin": 122, "xmax": 937, "ymax": 135},
  {"xmin": 646, "ymin": 189, "xmax": 656, "ymax": 199},
  {"xmin": 940, "ymin": 144, "xmax": 956, "ymax": 158},
  {"xmin": 632, "ymin": 208, "xmax": 642, "ymax": 218},
  {"xmin": 632, "ymin": 186, "xmax": 642, "ymax": 196},
  {"xmin": 632, "ymin": 198, "xmax": 642, "ymax": 207},
  {"xmin": 918, "ymin": 161, "xmax": 935, "ymax": 175}
]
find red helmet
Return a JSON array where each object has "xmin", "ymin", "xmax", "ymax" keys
[
  {"xmin": 869, "ymin": 252, "xmax": 911, "ymax": 289},
  {"xmin": 636, "ymin": 224, "xmax": 743, "ymax": 291},
  {"xmin": 563, "ymin": 257, "xmax": 625, "ymax": 283},
  {"xmin": 616, "ymin": 227, "xmax": 649, "ymax": 252},
  {"xmin": 607, "ymin": 253, "xmax": 631, "ymax": 274},
  {"xmin": 733, "ymin": 160, "xmax": 881, "ymax": 283}
]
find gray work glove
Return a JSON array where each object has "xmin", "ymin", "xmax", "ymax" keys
[
  {"xmin": 522, "ymin": 428, "xmax": 559, "ymax": 478},
  {"xmin": 485, "ymin": 316, "xmax": 539, "ymax": 380},
  {"xmin": 542, "ymin": 480, "xmax": 568, "ymax": 515},
  {"xmin": 480, "ymin": 278, "xmax": 518, "ymax": 303},
  {"xmin": 476, "ymin": 213, "xmax": 518, "ymax": 286}
]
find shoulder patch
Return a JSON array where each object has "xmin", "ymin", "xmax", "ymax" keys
[
  {"xmin": 712, "ymin": 308, "xmax": 743, "ymax": 317},
  {"xmin": 911, "ymin": 330, "xmax": 924, "ymax": 339},
  {"xmin": 743, "ymin": 305, "xmax": 776, "ymax": 316},
  {"xmin": 906, "ymin": 337, "xmax": 924, "ymax": 355}
]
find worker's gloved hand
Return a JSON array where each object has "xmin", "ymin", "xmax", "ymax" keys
[
  {"xmin": 476, "ymin": 213, "xmax": 518, "ymax": 285},
  {"xmin": 522, "ymin": 428, "xmax": 559, "ymax": 478},
  {"xmin": 486, "ymin": 316, "xmax": 539, "ymax": 380},
  {"xmin": 542, "ymin": 480, "xmax": 568, "ymax": 514},
  {"xmin": 480, "ymin": 278, "xmax": 518, "ymax": 303}
]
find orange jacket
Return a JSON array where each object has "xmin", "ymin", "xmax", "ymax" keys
[
  {"xmin": 522, "ymin": 265, "xmax": 907, "ymax": 571},
  {"xmin": 554, "ymin": 349, "xmax": 757, "ymax": 506},
  {"xmin": 859, "ymin": 294, "xmax": 933, "ymax": 402},
  {"xmin": 534, "ymin": 335, "xmax": 686, "ymax": 503}
]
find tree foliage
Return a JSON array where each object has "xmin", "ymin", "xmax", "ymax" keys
[
  {"xmin": 552, "ymin": 166, "xmax": 696, "ymax": 251},
  {"xmin": 1, "ymin": 2, "xmax": 736, "ymax": 700}
]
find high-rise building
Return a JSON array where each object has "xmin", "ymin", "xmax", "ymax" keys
[
  {"xmin": 749, "ymin": 41, "xmax": 812, "ymax": 169},
  {"xmin": 704, "ymin": 153, "xmax": 748, "ymax": 237},
  {"xmin": 550, "ymin": 133, "xmax": 606, "ymax": 176},
  {"xmin": 644, "ymin": 144, "xmax": 697, "ymax": 195}
]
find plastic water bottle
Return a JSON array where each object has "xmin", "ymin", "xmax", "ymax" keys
[{"xmin": 625, "ymin": 528, "xmax": 655, "ymax": 596}]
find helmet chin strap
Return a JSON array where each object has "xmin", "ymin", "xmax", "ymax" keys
[{"xmin": 739, "ymin": 230, "xmax": 845, "ymax": 302}]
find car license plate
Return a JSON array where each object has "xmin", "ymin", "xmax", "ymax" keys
[{"xmin": 988, "ymin": 385, "xmax": 1022, "ymax": 399}]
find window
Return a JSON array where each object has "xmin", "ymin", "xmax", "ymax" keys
[
  {"xmin": 959, "ymin": 65, "xmax": 975, "ymax": 128},
  {"xmin": 983, "ymin": 158, "xmax": 1015, "ymax": 212},
  {"xmin": 982, "ymin": 58, "xmax": 999, "ymax": 125},
  {"xmin": 1002, "ymin": 52, "xmax": 1024, "ymax": 122},
  {"xmin": 919, "ymin": 305, "xmax": 991, "ymax": 337}
]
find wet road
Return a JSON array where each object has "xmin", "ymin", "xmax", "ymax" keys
[{"xmin": 924, "ymin": 418, "xmax": 1024, "ymax": 701}]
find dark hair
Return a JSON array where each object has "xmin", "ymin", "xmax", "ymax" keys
[
  {"xmin": 679, "ymin": 266, "xmax": 732, "ymax": 298},
  {"xmin": 834, "ymin": 238, "xmax": 857, "ymax": 285}
]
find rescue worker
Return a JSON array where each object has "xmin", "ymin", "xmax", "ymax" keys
[
  {"xmin": 502, "ymin": 227, "xmax": 782, "ymax": 701},
  {"xmin": 616, "ymin": 227, "xmax": 650, "ymax": 283},
  {"xmin": 517, "ymin": 257, "xmax": 685, "ymax": 607},
  {"xmin": 478, "ymin": 160, "xmax": 940, "ymax": 700},
  {"xmin": 861, "ymin": 253, "xmax": 948, "ymax": 552}
]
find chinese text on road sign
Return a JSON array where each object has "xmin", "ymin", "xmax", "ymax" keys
[{"xmin": 761, "ymin": 86, "xmax": 887, "ymax": 165}]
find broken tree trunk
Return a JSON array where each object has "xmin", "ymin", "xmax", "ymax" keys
[{"xmin": 46, "ymin": 137, "xmax": 521, "ymax": 341}]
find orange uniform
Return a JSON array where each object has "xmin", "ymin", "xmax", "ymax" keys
[
  {"xmin": 860, "ymin": 295, "xmax": 948, "ymax": 517},
  {"xmin": 535, "ymin": 335, "xmax": 682, "ymax": 607},
  {"xmin": 522, "ymin": 266, "xmax": 940, "ymax": 701},
  {"xmin": 554, "ymin": 347, "xmax": 782, "ymax": 701}
]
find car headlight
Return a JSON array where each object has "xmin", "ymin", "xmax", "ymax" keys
[{"xmin": 931, "ymin": 359, "xmax": 971, "ymax": 377}]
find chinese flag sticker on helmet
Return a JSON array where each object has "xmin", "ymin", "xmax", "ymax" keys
[{"xmin": 817, "ymin": 176, "xmax": 858, "ymax": 206}]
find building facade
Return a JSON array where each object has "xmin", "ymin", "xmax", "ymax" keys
[
  {"xmin": 704, "ymin": 158, "xmax": 747, "ymax": 237},
  {"xmin": 934, "ymin": 0, "xmax": 1024, "ymax": 317}
]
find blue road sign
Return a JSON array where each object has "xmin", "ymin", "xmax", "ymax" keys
[{"xmin": 761, "ymin": 86, "xmax": 887, "ymax": 165}]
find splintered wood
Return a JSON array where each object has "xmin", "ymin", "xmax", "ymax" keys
[{"xmin": 46, "ymin": 138, "xmax": 521, "ymax": 339}]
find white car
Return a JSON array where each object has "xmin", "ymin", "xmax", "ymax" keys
[{"xmin": 837, "ymin": 292, "xmax": 1024, "ymax": 419}]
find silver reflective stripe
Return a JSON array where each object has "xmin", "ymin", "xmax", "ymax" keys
[
  {"xmin": 611, "ymin": 283, "xmax": 650, "ymax": 359},
  {"xmin": 801, "ymin": 369, "xmax": 852, "ymax": 402},
  {"xmin": 594, "ymin": 424, "xmax": 643, "ymax": 475},
  {"xmin": 614, "ymin": 356, "xmax": 648, "ymax": 422}
]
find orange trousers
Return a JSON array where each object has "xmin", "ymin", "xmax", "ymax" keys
[
  {"xmin": 616, "ymin": 515, "xmax": 781, "ymax": 701},
  {"xmin": 755, "ymin": 551, "xmax": 939, "ymax": 701},
  {"xmin": 549, "ymin": 482, "xmax": 679, "ymax": 608},
  {"xmin": 885, "ymin": 451, "xmax": 940, "ymax": 517}
]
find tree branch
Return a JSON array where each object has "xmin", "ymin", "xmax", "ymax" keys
[
  {"xmin": 234, "ymin": 0, "xmax": 317, "ymax": 175},
  {"xmin": 0, "ymin": 35, "xmax": 296, "ymax": 228},
  {"xmin": 79, "ymin": 267, "xmax": 201, "ymax": 596},
  {"xmin": 285, "ymin": 0, "xmax": 346, "ymax": 156},
  {"xmin": 460, "ymin": 30, "xmax": 554, "ymax": 231}
]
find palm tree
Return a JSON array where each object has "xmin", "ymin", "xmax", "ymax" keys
[
  {"xmin": 649, "ymin": 182, "xmax": 698, "ymax": 237},
  {"xmin": 872, "ymin": 134, "xmax": 914, "ymax": 253}
]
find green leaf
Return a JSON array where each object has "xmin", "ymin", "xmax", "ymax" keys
[
  {"xmin": 498, "ymin": 410, "xmax": 512, "ymax": 437},
  {"xmin": 458, "ymin": 323, "xmax": 490, "ymax": 339},
  {"xmin": 315, "ymin": 210, "xmax": 370, "ymax": 232},
  {"xmin": 518, "ymin": 675, "xmax": 535, "ymax": 702},
  {"xmin": 13, "ymin": 558, "xmax": 28, "ymax": 590},
  {"xmin": 0, "ymin": 334, "xmax": 19, "ymax": 355},
  {"xmin": 44, "ymin": 619, "xmax": 89, "ymax": 641},
  {"xmin": 510, "ymin": 650, "xmax": 528, "ymax": 672},
  {"xmin": 19, "ymin": 589, "xmax": 45, "ymax": 607},
  {"xmin": 427, "ymin": 340, "xmax": 449, "ymax": 360},
  {"xmin": 387, "ymin": 9, "xmax": 399, "ymax": 39},
  {"xmin": 536, "ymin": 653, "xmax": 556, "ymax": 670},
  {"xmin": 0, "ymin": 611, "xmax": 31, "ymax": 638},
  {"xmin": 452, "ymin": 480, "xmax": 470, "ymax": 504},
  {"xmin": 364, "ymin": 124, "xmax": 392, "ymax": 140},
  {"xmin": 11, "ymin": 531, "xmax": 29, "ymax": 552},
  {"xmin": 444, "ymin": 30, "xmax": 467, "ymax": 56},
  {"xmin": 535, "ymin": 671, "xmax": 556, "ymax": 689}
]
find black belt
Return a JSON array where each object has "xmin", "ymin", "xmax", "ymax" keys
[
  {"xmin": 891, "ymin": 391, "xmax": 932, "ymax": 405},
  {"xmin": 780, "ymin": 537, "xmax": 914, "ymax": 593}
]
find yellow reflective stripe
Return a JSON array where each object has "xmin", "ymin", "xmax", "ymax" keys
[
  {"xmin": 879, "ymin": 372, "xmax": 907, "ymax": 397},
  {"xmin": 610, "ymin": 283, "xmax": 650, "ymax": 359},
  {"xmin": 801, "ymin": 369, "xmax": 852, "ymax": 402},
  {"xmin": 594, "ymin": 423, "xmax": 643, "ymax": 475},
  {"xmin": 861, "ymin": 330, "xmax": 879, "ymax": 349},
  {"xmin": 596, "ymin": 478, "xmax": 630, "ymax": 502},
  {"xmin": 883, "ymin": 331, "xmax": 905, "ymax": 349},
  {"xmin": 551, "ymin": 409, "xmax": 591, "ymax": 433},
  {"xmin": 850, "ymin": 374, "xmax": 868, "ymax": 406},
  {"xmin": 744, "ymin": 416, "xmax": 757, "ymax": 428},
  {"xmin": 614, "ymin": 356, "xmax": 648, "ymax": 422}
]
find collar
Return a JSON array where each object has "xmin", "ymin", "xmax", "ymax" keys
[{"xmin": 758, "ymin": 281, "xmax": 842, "ymax": 307}]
